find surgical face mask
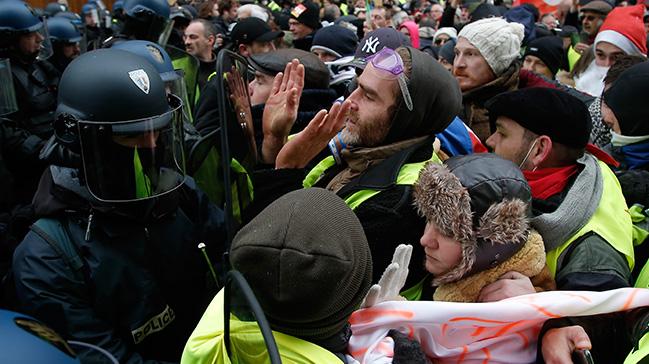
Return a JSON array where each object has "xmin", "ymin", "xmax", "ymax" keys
[{"xmin": 519, "ymin": 138, "xmax": 538, "ymax": 170}]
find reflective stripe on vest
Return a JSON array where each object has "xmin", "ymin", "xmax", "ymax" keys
[
  {"xmin": 567, "ymin": 46, "xmax": 581, "ymax": 72},
  {"xmin": 134, "ymin": 148, "xmax": 152, "ymax": 199},
  {"xmin": 268, "ymin": 1, "xmax": 281, "ymax": 11},
  {"xmin": 545, "ymin": 160, "xmax": 635, "ymax": 277},
  {"xmin": 624, "ymin": 331, "xmax": 649, "ymax": 364},
  {"xmin": 192, "ymin": 148, "xmax": 253, "ymax": 223},
  {"xmin": 172, "ymin": 57, "xmax": 199, "ymax": 109},
  {"xmin": 340, "ymin": 3, "xmax": 349, "ymax": 15},
  {"xmin": 635, "ymin": 260, "xmax": 649, "ymax": 288},
  {"xmin": 181, "ymin": 289, "xmax": 342, "ymax": 364},
  {"xmin": 303, "ymin": 151, "xmax": 442, "ymax": 210}
]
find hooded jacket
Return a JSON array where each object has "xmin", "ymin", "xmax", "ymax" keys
[
  {"xmin": 251, "ymin": 47, "xmax": 462, "ymax": 288},
  {"xmin": 12, "ymin": 165, "xmax": 225, "ymax": 363}
]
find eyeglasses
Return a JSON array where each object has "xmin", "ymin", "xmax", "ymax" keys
[
  {"xmin": 365, "ymin": 47, "xmax": 413, "ymax": 111},
  {"xmin": 580, "ymin": 14, "xmax": 600, "ymax": 21}
]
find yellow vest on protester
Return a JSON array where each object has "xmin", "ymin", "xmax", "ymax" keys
[
  {"xmin": 545, "ymin": 160, "xmax": 635, "ymax": 277},
  {"xmin": 181, "ymin": 290, "xmax": 342, "ymax": 364},
  {"xmin": 567, "ymin": 46, "xmax": 581, "ymax": 72},
  {"xmin": 625, "ymin": 331, "xmax": 649, "ymax": 364},
  {"xmin": 303, "ymin": 151, "xmax": 442, "ymax": 210},
  {"xmin": 303, "ymin": 144, "xmax": 442, "ymax": 301},
  {"xmin": 172, "ymin": 56, "xmax": 200, "ymax": 113}
]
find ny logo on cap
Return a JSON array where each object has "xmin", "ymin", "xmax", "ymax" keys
[
  {"xmin": 129, "ymin": 69, "xmax": 150, "ymax": 94},
  {"xmin": 362, "ymin": 36, "xmax": 380, "ymax": 54}
]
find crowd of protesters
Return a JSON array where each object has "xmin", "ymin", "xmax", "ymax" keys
[{"xmin": 2, "ymin": 0, "xmax": 649, "ymax": 362}]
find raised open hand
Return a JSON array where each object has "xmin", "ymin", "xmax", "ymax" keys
[
  {"xmin": 261, "ymin": 59, "xmax": 305, "ymax": 163},
  {"xmin": 275, "ymin": 99, "xmax": 351, "ymax": 169},
  {"xmin": 226, "ymin": 67, "xmax": 256, "ymax": 163}
]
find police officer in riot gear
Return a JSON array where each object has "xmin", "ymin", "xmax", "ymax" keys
[
  {"xmin": 0, "ymin": 0, "xmax": 59, "ymax": 139},
  {"xmin": 103, "ymin": 0, "xmax": 172, "ymax": 47},
  {"xmin": 12, "ymin": 49, "xmax": 226, "ymax": 363},
  {"xmin": 47, "ymin": 17, "xmax": 82, "ymax": 73}
]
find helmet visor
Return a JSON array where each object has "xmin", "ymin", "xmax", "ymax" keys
[
  {"xmin": 166, "ymin": 69, "xmax": 192, "ymax": 123},
  {"xmin": 36, "ymin": 19, "xmax": 54, "ymax": 61},
  {"xmin": 77, "ymin": 94, "xmax": 186, "ymax": 202},
  {"xmin": 0, "ymin": 59, "xmax": 18, "ymax": 116}
]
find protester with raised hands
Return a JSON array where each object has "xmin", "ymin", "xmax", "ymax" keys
[{"xmin": 248, "ymin": 45, "xmax": 462, "ymax": 293}]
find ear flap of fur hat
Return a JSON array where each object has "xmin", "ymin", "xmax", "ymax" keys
[
  {"xmin": 414, "ymin": 161, "xmax": 476, "ymax": 286},
  {"xmin": 466, "ymin": 199, "xmax": 530, "ymax": 277}
]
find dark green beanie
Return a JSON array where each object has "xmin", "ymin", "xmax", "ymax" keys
[{"xmin": 230, "ymin": 188, "xmax": 373, "ymax": 341}]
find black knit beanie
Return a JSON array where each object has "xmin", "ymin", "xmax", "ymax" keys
[
  {"xmin": 230, "ymin": 188, "xmax": 373, "ymax": 342},
  {"xmin": 291, "ymin": 1, "xmax": 322, "ymax": 31},
  {"xmin": 438, "ymin": 38, "xmax": 456, "ymax": 64},
  {"xmin": 524, "ymin": 36, "xmax": 566, "ymax": 77},
  {"xmin": 603, "ymin": 61, "xmax": 649, "ymax": 136}
]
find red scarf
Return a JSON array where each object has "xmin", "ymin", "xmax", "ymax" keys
[{"xmin": 523, "ymin": 165, "xmax": 581, "ymax": 200}]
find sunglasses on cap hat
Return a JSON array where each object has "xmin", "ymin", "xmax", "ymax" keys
[{"xmin": 365, "ymin": 47, "xmax": 413, "ymax": 111}]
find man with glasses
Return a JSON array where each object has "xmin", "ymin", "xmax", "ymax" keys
[
  {"xmin": 576, "ymin": 0, "xmax": 612, "ymax": 52},
  {"xmin": 253, "ymin": 45, "xmax": 462, "ymax": 292}
]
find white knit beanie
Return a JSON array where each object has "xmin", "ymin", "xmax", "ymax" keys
[{"xmin": 458, "ymin": 18, "xmax": 524, "ymax": 76}]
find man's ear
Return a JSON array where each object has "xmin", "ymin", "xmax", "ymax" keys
[
  {"xmin": 238, "ymin": 43, "xmax": 250, "ymax": 58},
  {"xmin": 531, "ymin": 135, "xmax": 553, "ymax": 168}
]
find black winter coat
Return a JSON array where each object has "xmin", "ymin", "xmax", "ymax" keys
[{"xmin": 12, "ymin": 168, "xmax": 225, "ymax": 363}]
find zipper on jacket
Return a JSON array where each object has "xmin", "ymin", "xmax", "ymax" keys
[{"xmin": 84, "ymin": 210, "xmax": 94, "ymax": 241}]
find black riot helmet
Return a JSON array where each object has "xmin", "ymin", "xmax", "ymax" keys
[
  {"xmin": 54, "ymin": 48, "xmax": 186, "ymax": 202},
  {"xmin": 44, "ymin": 2, "xmax": 68, "ymax": 18},
  {"xmin": 0, "ymin": 1, "xmax": 53, "ymax": 60},
  {"xmin": 120, "ymin": 0, "xmax": 171, "ymax": 43}
]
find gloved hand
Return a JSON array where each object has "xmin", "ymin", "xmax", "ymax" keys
[
  {"xmin": 360, "ymin": 244, "xmax": 412, "ymax": 308},
  {"xmin": 39, "ymin": 136, "xmax": 81, "ymax": 168},
  {"xmin": 387, "ymin": 329, "xmax": 427, "ymax": 364}
]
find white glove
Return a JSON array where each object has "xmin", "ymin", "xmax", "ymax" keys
[{"xmin": 360, "ymin": 244, "xmax": 413, "ymax": 308}]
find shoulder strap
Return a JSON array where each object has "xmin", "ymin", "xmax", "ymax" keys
[{"xmin": 30, "ymin": 218, "xmax": 86, "ymax": 280}]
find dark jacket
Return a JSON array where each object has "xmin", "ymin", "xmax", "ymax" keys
[
  {"xmin": 292, "ymin": 32, "xmax": 316, "ymax": 52},
  {"xmin": 603, "ymin": 142, "xmax": 649, "ymax": 206},
  {"xmin": 12, "ymin": 166, "xmax": 225, "ymax": 363},
  {"xmin": 248, "ymin": 139, "xmax": 436, "ymax": 288},
  {"xmin": 4, "ymin": 56, "xmax": 59, "ymax": 139},
  {"xmin": 0, "ymin": 119, "xmax": 47, "ymax": 279}
]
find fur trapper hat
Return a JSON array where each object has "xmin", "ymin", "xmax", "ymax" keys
[{"xmin": 414, "ymin": 154, "xmax": 532, "ymax": 285}]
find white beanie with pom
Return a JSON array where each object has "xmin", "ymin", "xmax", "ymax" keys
[{"xmin": 458, "ymin": 18, "xmax": 524, "ymax": 76}]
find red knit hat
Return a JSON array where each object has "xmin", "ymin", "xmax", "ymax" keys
[{"xmin": 598, "ymin": 4, "xmax": 647, "ymax": 55}]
